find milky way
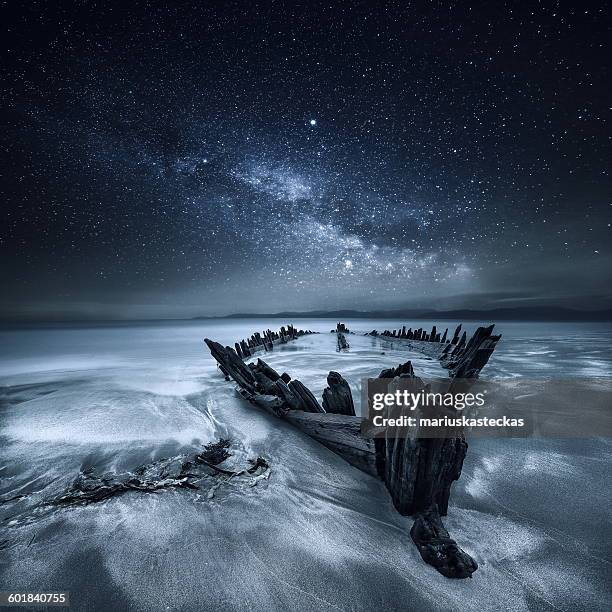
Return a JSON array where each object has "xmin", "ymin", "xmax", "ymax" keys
[{"xmin": 1, "ymin": 2, "xmax": 610, "ymax": 319}]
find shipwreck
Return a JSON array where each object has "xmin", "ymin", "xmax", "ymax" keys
[{"xmin": 204, "ymin": 321, "xmax": 501, "ymax": 579}]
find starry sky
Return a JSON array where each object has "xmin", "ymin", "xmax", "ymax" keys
[{"xmin": 2, "ymin": 1, "xmax": 610, "ymax": 320}]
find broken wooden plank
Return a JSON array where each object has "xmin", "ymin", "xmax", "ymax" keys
[
  {"xmin": 321, "ymin": 371, "xmax": 355, "ymax": 416},
  {"xmin": 284, "ymin": 410, "xmax": 377, "ymax": 477}
]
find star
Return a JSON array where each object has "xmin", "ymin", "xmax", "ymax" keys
[{"xmin": 1, "ymin": 2, "xmax": 608, "ymax": 319}]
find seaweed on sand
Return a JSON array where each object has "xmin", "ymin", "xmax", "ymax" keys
[{"xmin": 48, "ymin": 439, "xmax": 269, "ymax": 507}]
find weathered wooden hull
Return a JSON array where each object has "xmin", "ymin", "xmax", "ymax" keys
[
  {"xmin": 204, "ymin": 321, "xmax": 501, "ymax": 579},
  {"xmin": 233, "ymin": 324, "xmax": 316, "ymax": 358},
  {"xmin": 284, "ymin": 410, "xmax": 378, "ymax": 477},
  {"xmin": 373, "ymin": 323, "xmax": 502, "ymax": 378}
]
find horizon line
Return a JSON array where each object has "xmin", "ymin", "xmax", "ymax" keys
[{"xmin": 1, "ymin": 305, "xmax": 612, "ymax": 325}]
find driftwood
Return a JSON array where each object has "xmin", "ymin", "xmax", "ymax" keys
[{"xmin": 204, "ymin": 321, "xmax": 500, "ymax": 579}]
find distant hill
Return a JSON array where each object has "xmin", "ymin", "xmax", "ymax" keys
[{"xmin": 194, "ymin": 306, "xmax": 612, "ymax": 322}]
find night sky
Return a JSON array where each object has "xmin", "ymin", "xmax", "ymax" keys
[{"xmin": 2, "ymin": 1, "xmax": 610, "ymax": 320}]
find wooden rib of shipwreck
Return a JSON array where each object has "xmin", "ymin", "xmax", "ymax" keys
[
  {"xmin": 336, "ymin": 332, "xmax": 349, "ymax": 351},
  {"xmin": 368, "ymin": 322, "xmax": 501, "ymax": 379},
  {"xmin": 204, "ymin": 322, "xmax": 501, "ymax": 579},
  {"xmin": 333, "ymin": 321, "xmax": 350, "ymax": 351},
  {"xmin": 231, "ymin": 324, "xmax": 317, "ymax": 359}
]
